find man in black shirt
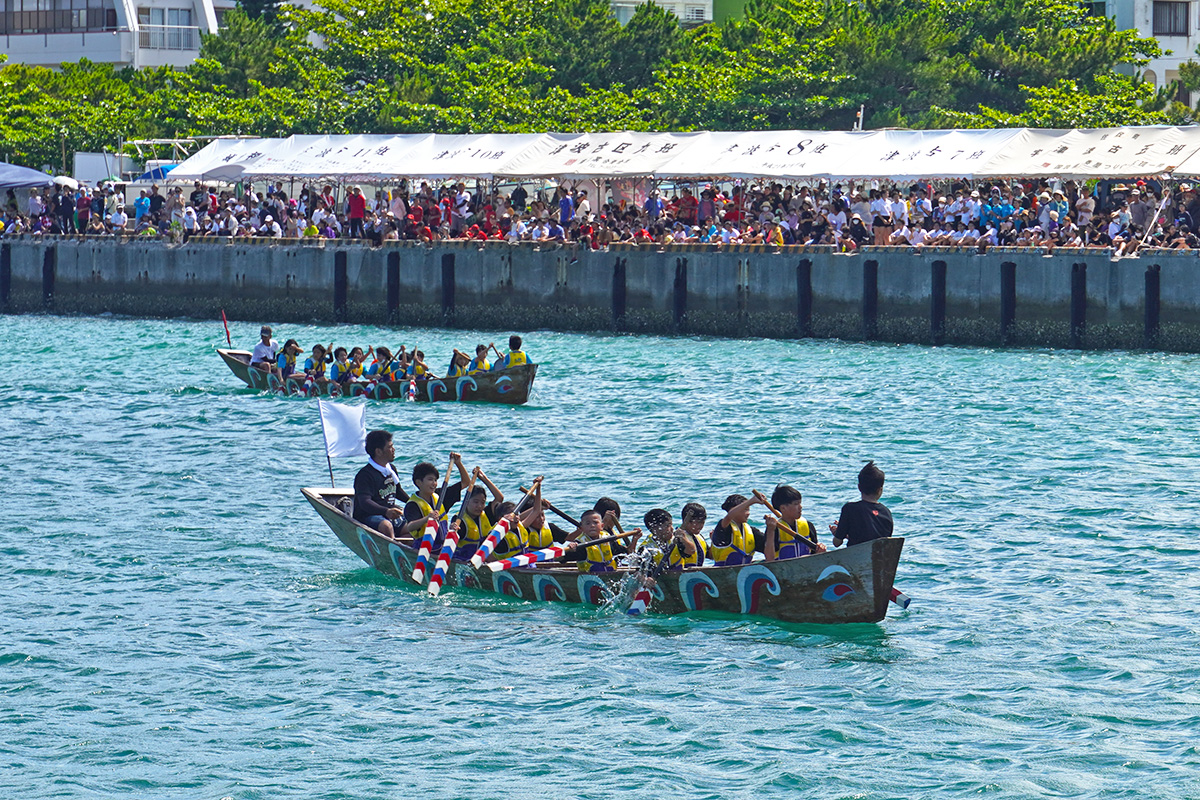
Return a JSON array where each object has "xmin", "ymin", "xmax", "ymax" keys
[
  {"xmin": 353, "ymin": 430, "xmax": 410, "ymax": 538},
  {"xmin": 830, "ymin": 461, "xmax": 893, "ymax": 548}
]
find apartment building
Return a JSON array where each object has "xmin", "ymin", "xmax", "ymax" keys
[
  {"xmin": 0, "ymin": 0, "xmax": 234, "ymax": 69},
  {"xmin": 1108, "ymin": 0, "xmax": 1199, "ymax": 99},
  {"xmin": 611, "ymin": 0, "xmax": 712, "ymax": 25}
]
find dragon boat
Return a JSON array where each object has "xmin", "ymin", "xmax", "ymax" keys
[
  {"xmin": 218, "ymin": 348, "xmax": 537, "ymax": 404},
  {"xmin": 302, "ymin": 487, "xmax": 905, "ymax": 624}
]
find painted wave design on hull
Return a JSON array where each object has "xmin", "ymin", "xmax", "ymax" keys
[
  {"xmin": 737, "ymin": 565, "xmax": 781, "ymax": 615},
  {"xmin": 454, "ymin": 563, "xmax": 479, "ymax": 589},
  {"xmin": 494, "ymin": 572, "xmax": 523, "ymax": 598},
  {"xmin": 455, "ymin": 376, "xmax": 478, "ymax": 401},
  {"xmin": 679, "ymin": 573, "xmax": 719, "ymax": 611},
  {"xmin": 388, "ymin": 543, "xmax": 412, "ymax": 578},
  {"xmin": 532, "ymin": 574, "xmax": 565, "ymax": 602},
  {"xmin": 577, "ymin": 574, "xmax": 607, "ymax": 605}
]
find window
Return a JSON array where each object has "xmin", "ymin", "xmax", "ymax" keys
[
  {"xmin": 684, "ymin": 5, "xmax": 705, "ymax": 19},
  {"xmin": 1153, "ymin": 1, "xmax": 1188, "ymax": 35},
  {"xmin": 0, "ymin": 0, "xmax": 115, "ymax": 34},
  {"xmin": 1084, "ymin": 1, "xmax": 1105, "ymax": 17}
]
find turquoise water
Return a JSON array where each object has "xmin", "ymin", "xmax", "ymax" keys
[{"xmin": 3, "ymin": 315, "xmax": 1199, "ymax": 799}]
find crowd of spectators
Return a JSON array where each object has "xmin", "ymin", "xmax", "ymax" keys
[{"xmin": 5, "ymin": 175, "xmax": 1200, "ymax": 255}]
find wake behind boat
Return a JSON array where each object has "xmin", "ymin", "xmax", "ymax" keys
[
  {"xmin": 302, "ymin": 487, "xmax": 905, "ymax": 624},
  {"xmin": 219, "ymin": 348, "xmax": 537, "ymax": 404}
]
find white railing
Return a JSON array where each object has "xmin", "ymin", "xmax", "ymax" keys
[{"xmin": 138, "ymin": 24, "xmax": 198, "ymax": 50}]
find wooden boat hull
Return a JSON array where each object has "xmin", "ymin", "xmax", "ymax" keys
[
  {"xmin": 218, "ymin": 348, "xmax": 536, "ymax": 404},
  {"xmin": 303, "ymin": 487, "xmax": 904, "ymax": 624}
]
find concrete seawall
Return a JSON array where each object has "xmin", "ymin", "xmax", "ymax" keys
[{"xmin": 2, "ymin": 237, "xmax": 1198, "ymax": 350}]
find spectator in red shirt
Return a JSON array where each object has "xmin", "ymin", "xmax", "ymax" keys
[{"xmin": 347, "ymin": 186, "xmax": 366, "ymax": 238}]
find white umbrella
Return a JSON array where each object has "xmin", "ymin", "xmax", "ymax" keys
[{"xmin": 53, "ymin": 175, "xmax": 79, "ymax": 190}]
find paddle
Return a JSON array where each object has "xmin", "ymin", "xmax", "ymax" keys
[
  {"xmin": 411, "ymin": 453, "xmax": 457, "ymax": 583},
  {"xmin": 486, "ymin": 531, "xmax": 633, "ymax": 572},
  {"xmin": 752, "ymin": 490, "xmax": 821, "ymax": 551},
  {"xmin": 220, "ymin": 309, "xmax": 231, "ymax": 347},
  {"xmin": 488, "ymin": 342, "xmax": 504, "ymax": 364},
  {"xmin": 428, "ymin": 470, "xmax": 478, "ymax": 596},
  {"xmin": 520, "ymin": 486, "xmax": 579, "ymax": 527},
  {"xmin": 627, "ymin": 539, "xmax": 678, "ymax": 616},
  {"xmin": 470, "ymin": 475, "xmax": 543, "ymax": 568}
]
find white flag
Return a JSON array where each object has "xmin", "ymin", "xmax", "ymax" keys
[{"xmin": 318, "ymin": 400, "xmax": 366, "ymax": 458}]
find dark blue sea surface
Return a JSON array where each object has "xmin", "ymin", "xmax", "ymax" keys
[{"xmin": 2, "ymin": 315, "xmax": 1198, "ymax": 798}]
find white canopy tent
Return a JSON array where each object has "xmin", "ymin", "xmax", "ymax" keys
[
  {"xmin": 973, "ymin": 126, "xmax": 1200, "ymax": 179},
  {"xmin": 165, "ymin": 126, "xmax": 1200, "ymax": 184},
  {"xmin": 167, "ymin": 137, "xmax": 290, "ymax": 182}
]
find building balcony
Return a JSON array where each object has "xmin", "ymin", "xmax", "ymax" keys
[{"xmin": 137, "ymin": 23, "xmax": 199, "ymax": 50}]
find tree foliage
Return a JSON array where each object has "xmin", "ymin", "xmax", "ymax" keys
[{"xmin": 0, "ymin": 0, "xmax": 1189, "ymax": 168}]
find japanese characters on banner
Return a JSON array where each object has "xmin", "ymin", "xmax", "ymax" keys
[
  {"xmin": 837, "ymin": 129, "xmax": 1025, "ymax": 180},
  {"xmin": 168, "ymin": 137, "xmax": 289, "ymax": 182},
  {"xmin": 658, "ymin": 131, "xmax": 854, "ymax": 179},
  {"xmin": 402, "ymin": 133, "xmax": 549, "ymax": 179},
  {"xmin": 480, "ymin": 132, "xmax": 708, "ymax": 178},
  {"xmin": 167, "ymin": 127, "xmax": 1200, "ymax": 183},
  {"xmin": 974, "ymin": 127, "xmax": 1200, "ymax": 179}
]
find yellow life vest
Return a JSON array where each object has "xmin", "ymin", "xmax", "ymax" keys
[
  {"xmin": 709, "ymin": 522, "xmax": 755, "ymax": 565},
  {"xmin": 494, "ymin": 520, "xmax": 528, "ymax": 559},
  {"xmin": 411, "ymin": 492, "xmax": 447, "ymax": 522},
  {"xmin": 578, "ymin": 535, "xmax": 615, "ymax": 573},
  {"xmin": 656, "ymin": 534, "xmax": 706, "ymax": 569},
  {"xmin": 775, "ymin": 517, "xmax": 814, "ymax": 557},
  {"xmin": 468, "ymin": 357, "xmax": 490, "ymax": 375},
  {"xmin": 521, "ymin": 522, "xmax": 554, "ymax": 550},
  {"xmin": 458, "ymin": 509, "xmax": 493, "ymax": 547},
  {"xmin": 503, "ymin": 351, "xmax": 527, "ymax": 368},
  {"xmin": 449, "ymin": 362, "xmax": 466, "ymax": 378}
]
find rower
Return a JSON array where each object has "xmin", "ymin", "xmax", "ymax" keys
[
  {"xmin": 348, "ymin": 346, "xmax": 370, "ymax": 379},
  {"xmin": 451, "ymin": 466, "xmax": 506, "ymax": 560},
  {"xmin": 492, "ymin": 335, "xmax": 528, "ymax": 370},
  {"xmin": 447, "ymin": 350, "xmax": 470, "ymax": 378},
  {"xmin": 330, "ymin": 347, "xmax": 354, "ymax": 384},
  {"xmin": 276, "ymin": 339, "xmax": 302, "ymax": 379},
  {"xmin": 467, "ymin": 344, "xmax": 490, "ymax": 375},
  {"xmin": 304, "ymin": 343, "xmax": 332, "ymax": 379},
  {"xmin": 568, "ymin": 509, "xmax": 640, "ymax": 573},
  {"xmin": 709, "ymin": 494, "xmax": 764, "ymax": 566},
  {"xmin": 352, "ymin": 430, "xmax": 411, "ymax": 538},
  {"xmin": 400, "ymin": 453, "xmax": 471, "ymax": 537},
  {"xmin": 765, "ymin": 484, "xmax": 825, "ymax": 559},
  {"xmin": 510, "ymin": 486, "xmax": 573, "ymax": 554},
  {"xmin": 365, "ymin": 347, "xmax": 396, "ymax": 381},
  {"xmin": 643, "ymin": 508, "xmax": 705, "ymax": 569},
  {"xmin": 594, "ymin": 497, "xmax": 622, "ymax": 534},
  {"xmin": 405, "ymin": 350, "xmax": 435, "ymax": 379},
  {"xmin": 250, "ymin": 325, "xmax": 280, "ymax": 376}
]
